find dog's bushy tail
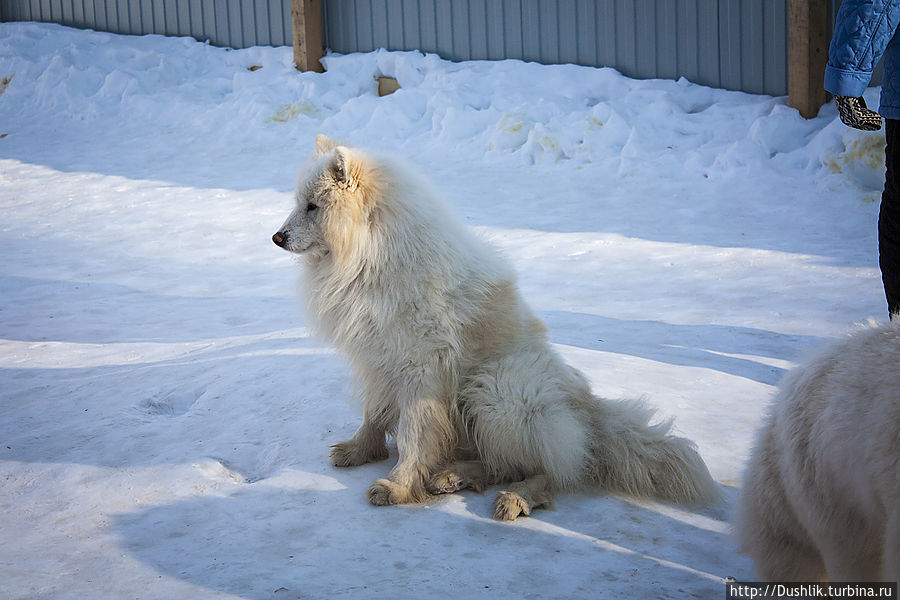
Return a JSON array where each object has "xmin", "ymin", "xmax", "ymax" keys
[{"xmin": 588, "ymin": 398, "xmax": 720, "ymax": 505}]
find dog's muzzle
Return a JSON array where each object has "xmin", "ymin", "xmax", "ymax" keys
[{"xmin": 272, "ymin": 231, "xmax": 288, "ymax": 248}]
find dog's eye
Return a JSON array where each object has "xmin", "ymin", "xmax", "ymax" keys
[{"xmin": 306, "ymin": 202, "xmax": 318, "ymax": 213}]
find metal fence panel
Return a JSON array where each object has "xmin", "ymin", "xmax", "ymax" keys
[
  {"xmin": 0, "ymin": 0, "xmax": 293, "ymax": 48},
  {"xmin": 321, "ymin": 0, "xmax": 788, "ymax": 97},
  {"xmin": 319, "ymin": 0, "xmax": 791, "ymax": 95}
]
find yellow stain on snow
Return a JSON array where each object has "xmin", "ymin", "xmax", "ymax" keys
[
  {"xmin": 537, "ymin": 134, "xmax": 560, "ymax": 151},
  {"xmin": 861, "ymin": 193, "xmax": 880, "ymax": 204},
  {"xmin": 826, "ymin": 132, "xmax": 886, "ymax": 174},
  {"xmin": 266, "ymin": 99, "xmax": 322, "ymax": 123},
  {"xmin": 499, "ymin": 118, "xmax": 525, "ymax": 133}
]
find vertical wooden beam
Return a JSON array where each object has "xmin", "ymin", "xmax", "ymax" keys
[
  {"xmin": 292, "ymin": 0, "xmax": 324, "ymax": 72},
  {"xmin": 788, "ymin": 0, "xmax": 828, "ymax": 118}
]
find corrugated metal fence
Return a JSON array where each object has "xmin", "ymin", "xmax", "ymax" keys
[
  {"xmin": 324, "ymin": 0, "xmax": 788, "ymax": 95},
  {"xmin": 0, "ymin": 0, "xmax": 294, "ymax": 48},
  {"xmin": 1, "ymin": 0, "xmax": 846, "ymax": 97}
]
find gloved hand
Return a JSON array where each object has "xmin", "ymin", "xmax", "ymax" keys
[{"xmin": 834, "ymin": 96, "xmax": 883, "ymax": 131}]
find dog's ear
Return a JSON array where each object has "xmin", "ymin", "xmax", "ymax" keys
[
  {"xmin": 315, "ymin": 134, "xmax": 340, "ymax": 156},
  {"xmin": 330, "ymin": 146, "xmax": 358, "ymax": 188}
]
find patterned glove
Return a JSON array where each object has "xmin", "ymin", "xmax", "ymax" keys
[{"xmin": 834, "ymin": 96, "xmax": 883, "ymax": 131}]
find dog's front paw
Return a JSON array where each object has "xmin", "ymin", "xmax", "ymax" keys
[
  {"xmin": 427, "ymin": 470, "xmax": 467, "ymax": 495},
  {"xmin": 493, "ymin": 490, "xmax": 531, "ymax": 521},
  {"xmin": 330, "ymin": 439, "xmax": 387, "ymax": 467},
  {"xmin": 367, "ymin": 478, "xmax": 406, "ymax": 506},
  {"xmin": 330, "ymin": 440, "xmax": 365, "ymax": 467}
]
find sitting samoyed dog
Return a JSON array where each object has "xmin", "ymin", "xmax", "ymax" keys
[
  {"xmin": 737, "ymin": 321, "xmax": 900, "ymax": 581},
  {"xmin": 273, "ymin": 135, "xmax": 719, "ymax": 520}
]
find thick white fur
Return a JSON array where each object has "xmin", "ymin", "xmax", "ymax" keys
[
  {"xmin": 737, "ymin": 321, "xmax": 900, "ymax": 581},
  {"xmin": 275, "ymin": 136, "xmax": 719, "ymax": 520}
]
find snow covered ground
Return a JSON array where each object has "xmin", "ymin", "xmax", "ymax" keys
[{"xmin": 0, "ymin": 22, "xmax": 889, "ymax": 599}]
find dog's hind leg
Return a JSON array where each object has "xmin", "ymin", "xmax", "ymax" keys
[
  {"xmin": 737, "ymin": 430, "xmax": 826, "ymax": 581},
  {"xmin": 427, "ymin": 460, "xmax": 490, "ymax": 494},
  {"xmin": 741, "ymin": 493, "xmax": 825, "ymax": 581},
  {"xmin": 493, "ymin": 474, "xmax": 554, "ymax": 521}
]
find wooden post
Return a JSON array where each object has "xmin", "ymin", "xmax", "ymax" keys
[
  {"xmin": 291, "ymin": 0, "xmax": 324, "ymax": 72},
  {"xmin": 788, "ymin": 0, "xmax": 828, "ymax": 118}
]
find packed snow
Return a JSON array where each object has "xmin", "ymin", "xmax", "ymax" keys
[{"xmin": 0, "ymin": 22, "xmax": 889, "ymax": 599}]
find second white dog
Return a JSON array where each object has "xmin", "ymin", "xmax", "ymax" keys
[
  {"xmin": 273, "ymin": 136, "xmax": 719, "ymax": 520},
  {"xmin": 737, "ymin": 321, "xmax": 900, "ymax": 581}
]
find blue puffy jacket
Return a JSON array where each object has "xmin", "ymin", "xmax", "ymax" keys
[{"xmin": 825, "ymin": 0, "xmax": 900, "ymax": 118}]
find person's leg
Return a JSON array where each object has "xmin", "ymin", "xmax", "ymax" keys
[{"xmin": 880, "ymin": 119, "xmax": 900, "ymax": 317}]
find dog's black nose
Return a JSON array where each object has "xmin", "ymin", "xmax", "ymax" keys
[{"xmin": 272, "ymin": 231, "xmax": 287, "ymax": 247}]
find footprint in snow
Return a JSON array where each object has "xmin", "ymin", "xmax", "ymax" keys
[{"xmin": 139, "ymin": 386, "xmax": 206, "ymax": 416}]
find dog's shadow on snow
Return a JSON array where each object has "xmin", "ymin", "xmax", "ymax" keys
[
  {"xmin": 1, "ymin": 298, "xmax": 821, "ymax": 472},
  {"xmin": 542, "ymin": 311, "xmax": 827, "ymax": 386},
  {"xmin": 112, "ymin": 461, "xmax": 755, "ymax": 600}
]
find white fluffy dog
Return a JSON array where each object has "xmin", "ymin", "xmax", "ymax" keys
[
  {"xmin": 273, "ymin": 136, "xmax": 719, "ymax": 520},
  {"xmin": 737, "ymin": 321, "xmax": 900, "ymax": 581}
]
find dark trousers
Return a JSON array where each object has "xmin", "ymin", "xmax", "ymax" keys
[{"xmin": 882, "ymin": 119, "xmax": 900, "ymax": 316}]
